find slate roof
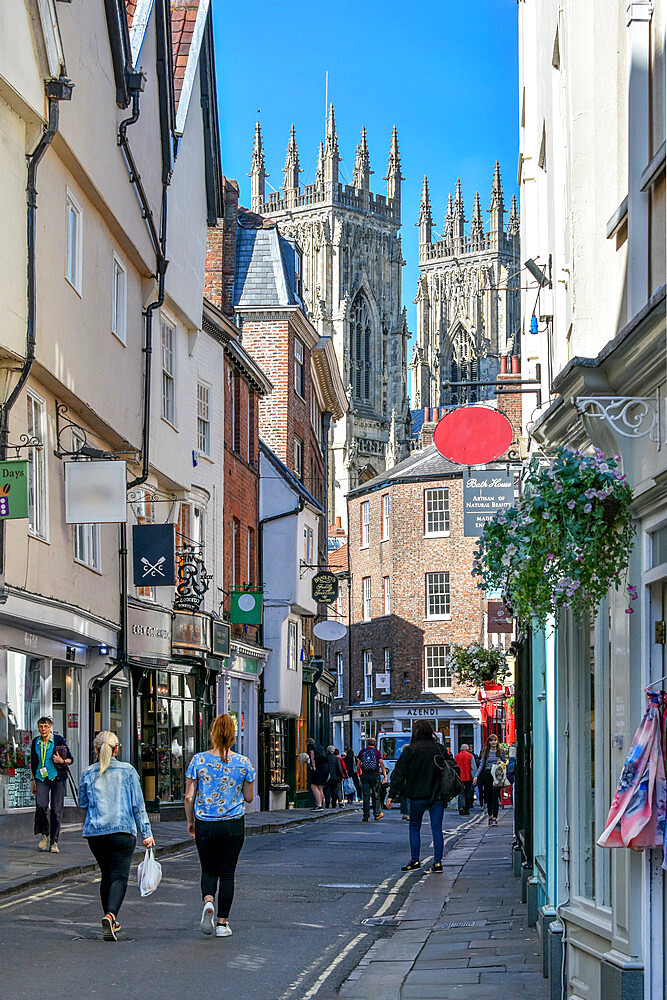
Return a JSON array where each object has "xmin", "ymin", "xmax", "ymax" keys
[
  {"xmin": 411, "ymin": 407, "xmax": 426, "ymax": 439},
  {"xmin": 233, "ymin": 207, "xmax": 305, "ymax": 312},
  {"xmin": 348, "ymin": 444, "xmax": 468, "ymax": 499},
  {"xmin": 171, "ymin": 0, "xmax": 199, "ymax": 110},
  {"xmin": 260, "ymin": 440, "xmax": 324, "ymax": 513}
]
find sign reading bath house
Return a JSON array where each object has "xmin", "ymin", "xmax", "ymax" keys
[
  {"xmin": 463, "ymin": 471, "xmax": 514, "ymax": 537},
  {"xmin": 0, "ymin": 460, "xmax": 29, "ymax": 519}
]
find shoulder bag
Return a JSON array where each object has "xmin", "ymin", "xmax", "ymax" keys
[{"xmin": 433, "ymin": 753, "xmax": 464, "ymax": 803}]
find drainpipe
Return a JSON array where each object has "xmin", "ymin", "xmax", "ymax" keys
[{"xmin": 0, "ymin": 78, "xmax": 73, "ymax": 599}]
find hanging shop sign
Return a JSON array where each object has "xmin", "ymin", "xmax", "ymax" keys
[
  {"xmin": 0, "ymin": 460, "xmax": 29, "ymax": 519},
  {"xmin": 132, "ymin": 523, "xmax": 176, "ymax": 587},
  {"xmin": 65, "ymin": 460, "xmax": 127, "ymax": 523},
  {"xmin": 312, "ymin": 570, "xmax": 339, "ymax": 604},
  {"xmin": 172, "ymin": 610, "xmax": 211, "ymax": 654},
  {"xmin": 211, "ymin": 619, "xmax": 231, "ymax": 657},
  {"xmin": 434, "ymin": 406, "xmax": 513, "ymax": 465},
  {"xmin": 487, "ymin": 601, "xmax": 514, "ymax": 634},
  {"xmin": 375, "ymin": 672, "xmax": 391, "ymax": 691},
  {"xmin": 230, "ymin": 589, "xmax": 263, "ymax": 625},
  {"xmin": 463, "ymin": 471, "xmax": 514, "ymax": 536},
  {"xmin": 127, "ymin": 605, "xmax": 172, "ymax": 664}
]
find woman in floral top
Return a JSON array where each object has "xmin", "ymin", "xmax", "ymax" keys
[{"xmin": 185, "ymin": 714, "xmax": 255, "ymax": 938}]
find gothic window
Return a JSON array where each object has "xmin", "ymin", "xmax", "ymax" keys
[
  {"xmin": 351, "ymin": 293, "xmax": 372, "ymax": 404},
  {"xmin": 448, "ymin": 326, "xmax": 479, "ymax": 405}
]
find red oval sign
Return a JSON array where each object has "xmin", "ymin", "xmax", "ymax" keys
[{"xmin": 433, "ymin": 406, "xmax": 514, "ymax": 465}]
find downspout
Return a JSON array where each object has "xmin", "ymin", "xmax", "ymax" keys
[{"xmin": 0, "ymin": 78, "xmax": 73, "ymax": 598}]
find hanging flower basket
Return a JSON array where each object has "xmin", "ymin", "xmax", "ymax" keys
[
  {"xmin": 450, "ymin": 642, "xmax": 510, "ymax": 689},
  {"xmin": 472, "ymin": 448, "xmax": 634, "ymax": 624}
]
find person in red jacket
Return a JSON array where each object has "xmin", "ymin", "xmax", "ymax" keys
[{"xmin": 454, "ymin": 744, "xmax": 474, "ymax": 815}]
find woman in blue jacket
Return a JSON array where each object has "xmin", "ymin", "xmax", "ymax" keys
[{"xmin": 78, "ymin": 731, "xmax": 154, "ymax": 941}]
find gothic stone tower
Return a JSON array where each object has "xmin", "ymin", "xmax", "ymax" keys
[
  {"xmin": 250, "ymin": 108, "xmax": 411, "ymax": 526},
  {"xmin": 411, "ymin": 164, "xmax": 520, "ymax": 409}
]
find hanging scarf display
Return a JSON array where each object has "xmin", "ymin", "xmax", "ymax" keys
[{"xmin": 598, "ymin": 690, "xmax": 667, "ymax": 868}]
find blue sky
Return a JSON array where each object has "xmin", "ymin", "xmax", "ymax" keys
[{"xmin": 212, "ymin": 0, "xmax": 519, "ymax": 338}]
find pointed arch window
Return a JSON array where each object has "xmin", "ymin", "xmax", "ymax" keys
[
  {"xmin": 351, "ymin": 293, "xmax": 372, "ymax": 403},
  {"xmin": 448, "ymin": 326, "xmax": 479, "ymax": 405}
]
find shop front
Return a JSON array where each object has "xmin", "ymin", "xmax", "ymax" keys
[
  {"xmin": 293, "ymin": 660, "xmax": 335, "ymax": 807},
  {"xmin": 346, "ymin": 699, "xmax": 482, "ymax": 755},
  {"xmin": 217, "ymin": 639, "xmax": 265, "ymax": 811}
]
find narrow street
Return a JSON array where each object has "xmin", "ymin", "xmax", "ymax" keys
[{"xmin": 0, "ymin": 809, "xmax": 479, "ymax": 1000}]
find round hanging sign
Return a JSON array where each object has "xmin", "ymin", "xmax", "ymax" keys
[
  {"xmin": 313, "ymin": 620, "xmax": 348, "ymax": 642},
  {"xmin": 238, "ymin": 593, "xmax": 256, "ymax": 612},
  {"xmin": 433, "ymin": 406, "xmax": 514, "ymax": 465}
]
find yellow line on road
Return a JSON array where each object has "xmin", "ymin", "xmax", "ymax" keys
[{"xmin": 299, "ymin": 933, "xmax": 368, "ymax": 1000}]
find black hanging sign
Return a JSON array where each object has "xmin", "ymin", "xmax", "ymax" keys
[
  {"xmin": 312, "ymin": 570, "xmax": 339, "ymax": 604},
  {"xmin": 132, "ymin": 523, "xmax": 176, "ymax": 586}
]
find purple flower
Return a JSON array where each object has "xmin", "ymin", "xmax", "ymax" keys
[
  {"xmin": 584, "ymin": 503, "xmax": 592, "ymax": 513},
  {"xmin": 567, "ymin": 499, "xmax": 576, "ymax": 510},
  {"xmin": 625, "ymin": 608, "xmax": 635, "ymax": 615},
  {"xmin": 542, "ymin": 512, "xmax": 550, "ymax": 520},
  {"xmin": 585, "ymin": 489, "xmax": 596, "ymax": 499},
  {"xmin": 554, "ymin": 482, "xmax": 564, "ymax": 494}
]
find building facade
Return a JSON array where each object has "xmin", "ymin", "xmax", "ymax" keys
[
  {"xmin": 249, "ymin": 111, "xmax": 412, "ymax": 524},
  {"xmin": 516, "ymin": 2, "xmax": 666, "ymax": 999},
  {"xmin": 411, "ymin": 167, "xmax": 521, "ymax": 409}
]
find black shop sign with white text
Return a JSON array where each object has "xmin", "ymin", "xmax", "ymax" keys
[
  {"xmin": 463, "ymin": 472, "xmax": 514, "ymax": 537},
  {"xmin": 132, "ymin": 523, "xmax": 176, "ymax": 586}
]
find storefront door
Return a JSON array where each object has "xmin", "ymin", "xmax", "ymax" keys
[
  {"xmin": 52, "ymin": 663, "xmax": 81, "ymax": 787},
  {"xmin": 110, "ymin": 683, "xmax": 130, "ymax": 763}
]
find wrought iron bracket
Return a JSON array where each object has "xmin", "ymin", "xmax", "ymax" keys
[
  {"xmin": 572, "ymin": 394, "xmax": 661, "ymax": 447},
  {"xmin": 54, "ymin": 400, "xmax": 138, "ymax": 460},
  {"xmin": 299, "ymin": 561, "xmax": 330, "ymax": 579},
  {"xmin": 3, "ymin": 433, "xmax": 42, "ymax": 459},
  {"xmin": 174, "ymin": 542, "xmax": 212, "ymax": 612}
]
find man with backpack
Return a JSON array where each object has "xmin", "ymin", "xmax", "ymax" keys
[{"xmin": 356, "ymin": 738, "xmax": 387, "ymax": 822}]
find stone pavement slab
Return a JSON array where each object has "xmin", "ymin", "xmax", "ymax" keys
[
  {"xmin": 337, "ymin": 809, "xmax": 549, "ymax": 1000},
  {"xmin": 0, "ymin": 803, "xmax": 359, "ymax": 899}
]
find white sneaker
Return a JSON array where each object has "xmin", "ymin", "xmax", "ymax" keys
[
  {"xmin": 38, "ymin": 836, "xmax": 49, "ymax": 851},
  {"xmin": 215, "ymin": 923, "xmax": 232, "ymax": 937},
  {"xmin": 50, "ymin": 842, "xmax": 60, "ymax": 853},
  {"xmin": 200, "ymin": 901, "xmax": 215, "ymax": 935}
]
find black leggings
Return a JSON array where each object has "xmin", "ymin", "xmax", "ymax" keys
[
  {"xmin": 482, "ymin": 771, "xmax": 501, "ymax": 818},
  {"xmin": 195, "ymin": 817, "xmax": 245, "ymax": 919},
  {"xmin": 87, "ymin": 833, "xmax": 136, "ymax": 917}
]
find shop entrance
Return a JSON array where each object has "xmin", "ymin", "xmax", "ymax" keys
[{"xmin": 52, "ymin": 663, "xmax": 81, "ymax": 788}]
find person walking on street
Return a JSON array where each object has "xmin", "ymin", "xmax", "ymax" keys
[
  {"xmin": 307, "ymin": 737, "xmax": 329, "ymax": 809},
  {"xmin": 185, "ymin": 714, "xmax": 255, "ymax": 939},
  {"xmin": 357, "ymin": 737, "xmax": 386, "ymax": 821},
  {"xmin": 455, "ymin": 744, "xmax": 474, "ymax": 815},
  {"xmin": 473, "ymin": 734, "xmax": 507, "ymax": 825},
  {"xmin": 324, "ymin": 745, "xmax": 344, "ymax": 808},
  {"xmin": 78, "ymin": 731, "xmax": 154, "ymax": 941},
  {"xmin": 30, "ymin": 716, "xmax": 73, "ymax": 853},
  {"xmin": 386, "ymin": 721, "xmax": 447, "ymax": 873}
]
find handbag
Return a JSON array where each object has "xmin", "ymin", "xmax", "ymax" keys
[
  {"xmin": 492, "ymin": 762, "xmax": 506, "ymax": 788},
  {"xmin": 343, "ymin": 777, "xmax": 354, "ymax": 795},
  {"xmin": 433, "ymin": 754, "xmax": 464, "ymax": 803}
]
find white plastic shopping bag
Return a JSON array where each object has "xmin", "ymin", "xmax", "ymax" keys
[{"xmin": 138, "ymin": 848, "xmax": 162, "ymax": 897}]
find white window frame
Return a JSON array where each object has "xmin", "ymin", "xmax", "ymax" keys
[
  {"xmin": 362, "ymin": 576, "xmax": 372, "ymax": 621},
  {"xmin": 384, "ymin": 647, "xmax": 390, "ymax": 672},
  {"xmin": 336, "ymin": 652, "xmax": 343, "ymax": 698},
  {"xmin": 383, "ymin": 576, "xmax": 391, "ymax": 616},
  {"xmin": 294, "ymin": 337, "xmax": 305, "ymax": 397},
  {"xmin": 424, "ymin": 487, "xmax": 450, "ymax": 536},
  {"xmin": 294, "ymin": 437, "xmax": 303, "ymax": 479},
  {"xmin": 426, "ymin": 571, "xmax": 451, "ymax": 619},
  {"xmin": 65, "ymin": 189, "xmax": 82, "ymax": 294},
  {"xmin": 26, "ymin": 390, "xmax": 49, "ymax": 541},
  {"xmin": 135, "ymin": 489, "xmax": 155, "ymax": 601},
  {"xmin": 232, "ymin": 519, "xmax": 239, "ymax": 587},
  {"xmin": 246, "ymin": 528, "xmax": 252, "ymax": 584},
  {"xmin": 424, "ymin": 644, "xmax": 452, "ymax": 692},
  {"xmin": 197, "ymin": 381, "xmax": 211, "ymax": 456},
  {"xmin": 336, "ymin": 590, "xmax": 343, "ymax": 620},
  {"xmin": 288, "ymin": 620, "xmax": 298, "ymax": 670},
  {"xmin": 111, "ymin": 253, "xmax": 127, "ymax": 344},
  {"xmin": 363, "ymin": 649, "xmax": 373, "ymax": 701},
  {"xmin": 310, "ymin": 391, "xmax": 322, "ymax": 442},
  {"xmin": 360, "ymin": 500, "xmax": 370, "ymax": 548},
  {"xmin": 71, "ymin": 431, "xmax": 102, "ymax": 573},
  {"xmin": 303, "ymin": 524, "xmax": 314, "ymax": 565},
  {"xmin": 381, "ymin": 493, "xmax": 390, "ymax": 540},
  {"xmin": 161, "ymin": 317, "xmax": 176, "ymax": 427}
]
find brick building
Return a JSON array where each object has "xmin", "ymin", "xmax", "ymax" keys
[{"xmin": 329, "ymin": 445, "xmax": 497, "ymax": 754}]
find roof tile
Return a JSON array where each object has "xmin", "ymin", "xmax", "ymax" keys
[{"xmin": 170, "ymin": 0, "xmax": 200, "ymax": 110}]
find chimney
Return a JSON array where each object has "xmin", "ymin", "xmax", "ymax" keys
[
  {"xmin": 511, "ymin": 355, "xmax": 520, "ymax": 374},
  {"xmin": 424, "ymin": 406, "xmax": 431, "ymax": 421},
  {"xmin": 432, "ymin": 407, "xmax": 440, "ymax": 421},
  {"xmin": 335, "ymin": 516, "xmax": 342, "ymax": 529},
  {"xmin": 500, "ymin": 355, "xmax": 508, "ymax": 374},
  {"xmin": 205, "ymin": 176, "xmax": 239, "ymax": 318}
]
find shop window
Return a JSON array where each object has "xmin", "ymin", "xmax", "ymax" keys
[
  {"xmin": 269, "ymin": 718, "xmax": 287, "ymax": 787},
  {"xmin": 1, "ymin": 654, "xmax": 44, "ymax": 806},
  {"xmin": 27, "ymin": 390, "xmax": 48, "ymax": 540},
  {"xmin": 426, "ymin": 572, "xmax": 450, "ymax": 619},
  {"xmin": 424, "ymin": 645, "xmax": 452, "ymax": 691},
  {"xmin": 425, "ymin": 488, "xmax": 450, "ymax": 536}
]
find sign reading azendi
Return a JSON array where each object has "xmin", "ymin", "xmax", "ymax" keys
[
  {"xmin": 311, "ymin": 571, "xmax": 339, "ymax": 604},
  {"xmin": 463, "ymin": 472, "xmax": 514, "ymax": 537},
  {"xmin": 0, "ymin": 461, "xmax": 29, "ymax": 519}
]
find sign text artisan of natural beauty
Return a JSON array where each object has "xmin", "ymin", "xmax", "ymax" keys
[{"xmin": 463, "ymin": 471, "xmax": 515, "ymax": 536}]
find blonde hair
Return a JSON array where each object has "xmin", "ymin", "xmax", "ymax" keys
[
  {"xmin": 94, "ymin": 731, "xmax": 119, "ymax": 775},
  {"xmin": 209, "ymin": 714, "xmax": 236, "ymax": 762}
]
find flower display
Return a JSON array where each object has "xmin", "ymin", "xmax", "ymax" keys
[
  {"xmin": 471, "ymin": 448, "xmax": 634, "ymax": 623},
  {"xmin": 449, "ymin": 641, "xmax": 510, "ymax": 688}
]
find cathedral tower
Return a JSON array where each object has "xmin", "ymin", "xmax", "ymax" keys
[
  {"xmin": 410, "ymin": 164, "xmax": 520, "ymax": 410},
  {"xmin": 251, "ymin": 110, "xmax": 411, "ymax": 525}
]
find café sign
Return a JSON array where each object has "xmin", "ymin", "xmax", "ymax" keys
[
  {"xmin": 127, "ymin": 605, "xmax": 172, "ymax": 664},
  {"xmin": 463, "ymin": 471, "xmax": 514, "ymax": 536}
]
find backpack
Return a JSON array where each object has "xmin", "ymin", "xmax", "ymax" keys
[{"xmin": 359, "ymin": 747, "xmax": 379, "ymax": 773}]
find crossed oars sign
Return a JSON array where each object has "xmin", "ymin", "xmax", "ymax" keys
[{"xmin": 141, "ymin": 555, "xmax": 166, "ymax": 578}]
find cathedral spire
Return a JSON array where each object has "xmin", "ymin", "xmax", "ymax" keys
[
  {"xmin": 470, "ymin": 190, "xmax": 484, "ymax": 250},
  {"xmin": 507, "ymin": 193, "xmax": 519, "ymax": 236},
  {"xmin": 489, "ymin": 160, "xmax": 505, "ymax": 247},
  {"xmin": 385, "ymin": 125, "xmax": 404, "ymax": 202},
  {"xmin": 452, "ymin": 178, "xmax": 465, "ymax": 253},
  {"xmin": 324, "ymin": 103, "xmax": 340, "ymax": 187},
  {"xmin": 352, "ymin": 125, "xmax": 372, "ymax": 191},
  {"xmin": 315, "ymin": 141, "xmax": 324, "ymax": 188},
  {"xmin": 417, "ymin": 175, "xmax": 432, "ymax": 245},
  {"xmin": 249, "ymin": 119, "xmax": 266, "ymax": 212},
  {"xmin": 443, "ymin": 193, "xmax": 454, "ymax": 252},
  {"xmin": 283, "ymin": 123, "xmax": 301, "ymax": 199}
]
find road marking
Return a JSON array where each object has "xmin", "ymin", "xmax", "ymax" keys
[
  {"xmin": 319, "ymin": 883, "xmax": 377, "ymax": 888},
  {"xmin": 298, "ymin": 933, "xmax": 368, "ymax": 1000}
]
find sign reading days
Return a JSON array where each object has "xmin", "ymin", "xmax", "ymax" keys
[
  {"xmin": 312, "ymin": 571, "xmax": 339, "ymax": 604},
  {"xmin": 0, "ymin": 460, "xmax": 29, "ymax": 519},
  {"xmin": 463, "ymin": 471, "xmax": 514, "ymax": 537}
]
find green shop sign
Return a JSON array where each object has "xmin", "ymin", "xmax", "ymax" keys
[
  {"xmin": 229, "ymin": 589, "xmax": 263, "ymax": 625},
  {"xmin": 0, "ymin": 461, "xmax": 29, "ymax": 519}
]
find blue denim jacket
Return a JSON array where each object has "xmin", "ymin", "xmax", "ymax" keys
[{"xmin": 78, "ymin": 759, "xmax": 152, "ymax": 839}]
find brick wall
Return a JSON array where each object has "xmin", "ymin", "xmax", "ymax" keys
[{"xmin": 204, "ymin": 176, "xmax": 239, "ymax": 317}]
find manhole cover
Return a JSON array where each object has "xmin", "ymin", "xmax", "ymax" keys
[{"xmin": 437, "ymin": 920, "xmax": 485, "ymax": 929}]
